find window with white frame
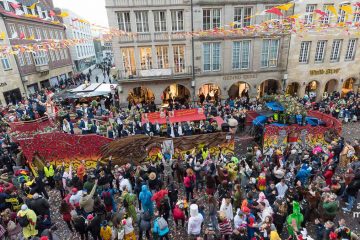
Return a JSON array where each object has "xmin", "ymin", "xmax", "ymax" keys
[
  {"xmin": 37, "ymin": 6, "xmax": 43, "ymax": 18},
  {"xmin": 42, "ymin": 29, "xmax": 48, "ymax": 39},
  {"xmin": 314, "ymin": 40, "xmax": 327, "ymax": 63},
  {"xmin": 49, "ymin": 50, "xmax": 55, "ymax": 61},
  {"xmin": 354, "ymin": 6, "xmax": 360, "ymax": 23},
  {"xmin": 171, "ymin": 10, "xmax": 184, "ymax": 32},
  {"xmin": 2, "ymin": 0, "xmax": 10, "ymax": 11},
  {"xmin": 24, "ymin": 52, "xmax": 32, "ymax": 65},
  {"xmin": 338, "ymin": 4, "xmax": 350, "ymax": 23},
  {"xmin": 8, "ymin": 24, "xmax": 17, "ymax": 38},
  {"xmin": 54, "ymin": 31, "xmax": 59, "ymax": 40},
  {"xmin": 63, "ymin": 49, "xmax": 68, "ymax": 59},
  {"xmin": 139, "ymin": 47, "xmax": 152, "ymax": 70},
  {"xmin": 304, "ymin": 4, "xmax": 316, "ymax": 24},
  {"xmin": 203, "ymin": 9, "xmax": 221, "ymax": 30},
  {"xmin": 76, "ymin": 46, "xmax": 80, "ymax": 58},
  {"xmin": 299, "ymin": 41, "xmax": 311, "ymax": 63},
  {"xmin": 135, "ymin": 11, "xmax": 149, "ymax": 33},
  {"xmin": 49, "ymin": 30, "xmax": 54, "ymax": 39},
  {"xmin": 121, "ymin": 47, "xmax": 136, "ymax": 76},
  {"xmin": 330, "ymin": 40, "xmax": 342, "ymax": 62},
  {"xmin": 32, "ymin": 51, "xmax": 48, "ymax": 66},
  {"xmin": 203, "ymin": 42, "xmax": 221, "ymax": 71},
  {"xmin": 1, "ymin": 56, "xmax": 11, "ymax": 70},
  {"xmin": 154, "ymin": 11, "xmax": 167, "ymax": 32},
  {"xmin": 173, "ymin": 45, "xmax": 185, "ymax": 73},
  {"xmin": 232, "ymin": 40, "xmax": 251, "ymax": 70},
  {"xmin": 17, "ymin": 52, "xmax": 25, "ymax": 66},
  {"xmin": 19, "ymin": 25, "xmax": 26, "ymax": 37},
  {"xmin": 28, "ymin": 27, "xmax": 34, "ymax": 38},
  {"xmin": 345, "ymin": 39, "xmax": 357, "ymax": 60},
  {"xmin": 55, "ymin": 49, "xmax": 60, "ymax": 61},
  {"xmin": 156, "ymin": 46, "xmax": 169, "ymax": 69},
  {"xmin": 22, "ymin": 5, "xmax": 28, "ymax": 14},
  {"xmin": 116, "ymin": 12, "xmax": 131, "ymax": 32},
  {"xmin": 234, "ymin": 7, "xmax": 252, "ymax": 28},
  {"xmin": 261, "ymin": 39, "xmax": 280, "ymax": 67},
  {"xmin": 35, "ymin": 28, "xmax": 41, "ymax": 39},
  {"xmin": 322, "ymin": 4, "xmax": 333, "ymax": 24}
]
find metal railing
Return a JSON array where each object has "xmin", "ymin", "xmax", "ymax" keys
[{"xmin": 118, "ymin": 66, "xmax": 192, "ymax": 80}]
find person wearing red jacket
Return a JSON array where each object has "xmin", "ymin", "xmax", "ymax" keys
[
  {"xmin": 183, "ymin": 168, "xmax": 196, "ymax": 201},
  {"xmin": 172, "ymin": 204, "xmax": 186, "ymax": 228},
  {"xmin": 324, "ymin": 165, "xmax": 334, "ymax": 186}
]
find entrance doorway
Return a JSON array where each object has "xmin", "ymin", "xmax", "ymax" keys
[
  {"xmin": 27, "ymin": 83, "xmax": 39, "ymax": 95},
  {"xmin": 3, "ymin": 88, "xmax": 22, "ymax": 105},
  {"xmin": 228, "ymin": 82, "xmax": 250, "ymax": 99},
  {"xmin": 163, "ymin": 84, "xmax": 190, "ymax": 105},
  {"xmin": 258, "ymin": 79, "xmax": 280, "ymax": 98},
  {"xmin": 128, "ymin": 87, "xmax": 155, "ymax": 104},
  {"xmin": 342, "ymin": 78, "xmax": 356, "ymax": 96},
  {"xmin": 324, "ymin": 79, "xmax": 338, "ymax": 94},
  {"xmin": 198, "ymin": 83, "xmax": 221, "ymax": 102},
  {"xmin": 305, "ymin": 80, "xmax": 320, "ymax": 100},
  {"xmin": 286, "ymin": 82, "xmax": 300, "ymax": 96}
]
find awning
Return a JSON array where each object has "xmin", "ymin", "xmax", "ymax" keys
[{"xmin": 54, "ymin": 83, "xmax": 118, "ymax": 100}]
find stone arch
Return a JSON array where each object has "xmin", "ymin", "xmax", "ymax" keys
[
  {"xmin": 228, "ymin": 81, "xmax": 251, "ymax": 99},
  {"xmin": 198, "ymin": 83, "xmax": 221, "ymax": 102},
  {"xmin": 324, "ymin": 79, "xmax": 339, "ymax": 94},
  {"xmin": 286, "ymin": 82, "xmax": 301, "ymax": 96},
  {"xmin": 127, "ymin": 86, "xmax": 155, "ymax": 104},
  {"xmin": 162, "ymin": 84, "xmax": 191, "ymax": 105},
  {"xmin": 342, "ymin": 78, "xmax": 357, "ymax": 96},
  {"xmin": 305, "ymin": 80, "xmax": 321, "ymax": 100},
  {"xmin": 258, "ymin": 79, "xmax": 281, "ymax": 98}
]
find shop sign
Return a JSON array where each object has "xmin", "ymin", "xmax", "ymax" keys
[
  {"xmin": 309, "ymin": 68, "xmax": 340, "ymax": 76},
  {"xmin": 223, "ymin": 74, "xmax": 257, "ymax": 81},
  {"xmin": 0, "ymin": 82, "xmax": 7, "ymax": 87}
]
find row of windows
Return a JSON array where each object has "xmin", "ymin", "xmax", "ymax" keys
[
  {"xmin": 299, "ymin": 39, "xmax": 357, "ymax": 63},
  {"xmin": 1, "ymin": 57, "xmax": 11, "ymax": 71},
  {"xmin": 8, "ymin": 23, "xmax": 64, "ymax": 40},
  {"xmin": 72, "ymin": 21, "xmax": 91, "ymax": 35},
  {"xmin": 117, "ymin": 10, "xmax": 184, "ymax": 33},
  {"xmin": 121, "ymin": 45, "xmax": 185, "ymax": 76},
  {"xmin": 76, "ymin": 45, "xmax": 95, "ymax": 59},
  {"xmin": 1, "ymin": 0, "xmax": 53, "ymax": 21},
  {"xmin": 304, "ymin": 4, "xmax": 360, "ymax": 25},
  {"xmin": 73, "ymin": 31, "xmax": 92, "ymax": 40},
  {"xmin": 17, "ymin": 49, "xmax": 69, "ymax": 67}
]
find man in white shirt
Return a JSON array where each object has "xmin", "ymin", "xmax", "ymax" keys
[{"xmin": 275, "ymin": 179, "xmax": 288, "ymax": 199}]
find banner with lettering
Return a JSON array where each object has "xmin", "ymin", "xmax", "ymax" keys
[
  {"xmin": 141, "ymin": 111, "xmax": 167, "ymax": 124},
  {"xmin": 169, "ymin": 108, "xmax": 206, "ymax": 123}
]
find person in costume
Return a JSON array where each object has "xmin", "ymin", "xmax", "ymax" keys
[
  {"xmin": 139, "ymin": 185, "xmax": 154, "ymax": 216},
  {"xmin": 286, "ymin": 201, "xmax": 304, "ymax": 238}
]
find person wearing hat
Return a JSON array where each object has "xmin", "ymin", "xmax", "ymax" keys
[
  {"xmin": 69, "ymin": 188, "xmax": 83, "ymax": 208},
  {"xmin": 148, "ymin": 172, "xmax": 160, "ymax": 193},
  {"xmin": 26, "ymin": 193, "xmax": 50, "ymax": 221},
  {"xmin": 86, "ymin": 213, "xmax": 101, "ymax": 240},
  {"xmin": 17, "ymin": 204, "xmax": 38, "ymax": 239}
]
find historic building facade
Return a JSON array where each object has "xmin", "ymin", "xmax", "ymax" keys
[
  {"xmin": 286, "ymin": 0, "xmax": 360, "ymax": 99},
  {"xmin": 63, "ymin": 10, "xmax": 96, "ymax": 73},
  {"xmin": 0, "ymin": 0, "xmax": 73, "ymax": 97},
  {"xmin": 106, "ymin": 0, "xmax": 290, "ymax": 105}
]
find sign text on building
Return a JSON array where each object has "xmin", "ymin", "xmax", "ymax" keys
[
  {"xmin": 309, "ymin": 68, "xmax": 340, "ymax": 76},
  {"xmin": 223, "ymin": 74, "xmax": 257, "ymax": 81}
]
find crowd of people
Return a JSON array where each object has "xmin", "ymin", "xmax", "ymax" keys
[{"xmin": 0, "ymin": 89, "xmax": 359, "ymax": 240}]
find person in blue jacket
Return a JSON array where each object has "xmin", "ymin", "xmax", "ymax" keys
[
  {"xmin": 152, "ymin": 210, "xmax": 170, "ymax": 240},
  {"xmin": 296, "ymin": 164, "xmax": 312, "ymax": 186}
]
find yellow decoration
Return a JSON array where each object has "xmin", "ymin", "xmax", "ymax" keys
[
  {"xmin": 276, "ymin": 3, "xmax": 294, "ymax": 11},
  {"xmin": 57, "ymin": 12, "xmax": 69, "ymax": 18},
  {"xmin": 341, "ymin": 5, "xmax": 353, "ymax": 15},
  {"xmin": 327, "ymin": 5, "xmax": 338, "ymax": 17},
  {"xmin": 28, "ymin": 2, "xmax": 37, "ymax": 10},
  {"xmin": 0, "ymin": 32, "xmax": 5, "ymax": 40}
]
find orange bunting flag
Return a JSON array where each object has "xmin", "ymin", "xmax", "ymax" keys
[{"xmin": 276, "ymin": 3, "xmax": 294, "ymax": 11}]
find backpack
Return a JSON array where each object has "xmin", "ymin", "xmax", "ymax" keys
[
  {"xmin": 157, "ymin": 217, "xmax": 168, "ymax": 230},
  {"xmin": 103, "ymin": 191, "xmax": 112, "ymax": 206},
  {"xmin": 17, "ymin": 214, "xmax": 30, "ymax": 227}
]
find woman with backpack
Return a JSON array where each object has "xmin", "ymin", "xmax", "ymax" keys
[
  {"xmin": 59, "ymin": 200, "xmax": 74, "ymax": 232},
  {"xmin": 16, "ymin": 204, "xmax": 38, "ymax": 239},
  {"xmin": 152, "ymin": 210, "xmax": 170, "ymax": 240}
]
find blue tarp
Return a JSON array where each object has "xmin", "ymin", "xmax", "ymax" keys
[
  {"xmin": 265, "ymin": 102, "xmax": 285, "ymax": 111},
  {"xmin": 271, "ymin": 123, "xmax": 287, "ymax": 127},
  {"xmin": 253, "ymin": 116, "xmax": 267, "ymax": 126},
  {"xmin": 305, "ymin": 117, "xmax": 325, "ymax": 126}
]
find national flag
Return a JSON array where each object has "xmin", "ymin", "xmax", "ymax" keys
[{"xmin": 314, "ymin": 9, "xmax": 327, "ymax": 16}]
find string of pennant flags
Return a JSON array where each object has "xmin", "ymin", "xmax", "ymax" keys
[{"xmin": 2, "ymin": 0, "xmax": 360, "ymax": 56}]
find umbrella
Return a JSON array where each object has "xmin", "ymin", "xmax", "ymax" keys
[{"xmin": 253, "ymin": 115, "xmax": 267, "ymax": 126}]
